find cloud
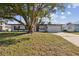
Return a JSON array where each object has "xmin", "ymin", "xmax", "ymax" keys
[
  {"xmin": 50, "ymin": 14, "xmax": 58, "ymax": 19},
  {"xmin": 67, "ymin": 5, "xmax": 72, "ymax": 8},
  {"xmin": 72, "ymin": 3, "xmax": 79, "ymax": 8},
  {"xmin": 61, "ymin": 12, "xmax": 64, "ymax": 15},
  {"xmin": 67, "ymin": 11, "xmax": 71, "ymax": 15},
  {"xmin": 51, "ymin": 14, "xmax": 66, "ymax": 20},
  {"xmin": 60, "ymin": 15, "xmax": 66, "ymax": 19}
]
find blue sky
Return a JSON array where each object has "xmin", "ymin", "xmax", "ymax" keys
[
  {"xmin": 8, "ymin": 3, "xmax": 79, "ymax": 24},
  {"xmin": 51, "ymin": 3, "xmax": 79, "ymax": 24}
]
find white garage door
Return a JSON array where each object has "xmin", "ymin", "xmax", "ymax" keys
[{"xmin": 47, "ymin": 25, "xmax": 62, "ymax": 32}]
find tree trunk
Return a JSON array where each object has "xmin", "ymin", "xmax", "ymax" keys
[
  {"xmin": 25, "ymin": 26, "xmax": 32, "ymax": 33},
  {"xmin": 26, "ymin": 25, "xmax": 34, "ymax": 33},
  {"xmin": 28, "ymin": 26, "xmax": 33, "ymax": 33},
  {"xmin": 25, "ymin": 24, "xmax": 36, "ymax": 33}
]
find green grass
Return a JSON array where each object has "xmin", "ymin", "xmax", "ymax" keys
[
  {"xmin": 0, "ymin": 32, "xmax": 79, "ymax": 56},
  {"xmin": 67, "ymin": 32, "xmax": 79, "ymax": 35},
  {"xmin": 71, "ymin": 32, "xmax": 79, "ymax": 35}
]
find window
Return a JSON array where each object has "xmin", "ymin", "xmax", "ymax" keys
[{"xmin": 14, "ymin": 26, "xmax": 20, "ymax": 30}]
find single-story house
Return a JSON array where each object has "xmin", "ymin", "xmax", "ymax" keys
[
  {"xmin": 6, "ymin": 24, "xmax": 63, "ymax": 32},
  {"xmin": 0, "ymin": 21, "xmax": 79, "ymax": 32},
  {"xmin": 0, "ymin": 22, "xmax": 64, "ymax": 32}
]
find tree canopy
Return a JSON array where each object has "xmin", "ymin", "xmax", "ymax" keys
[{"xmin": 0, "ymin": 3, "xmax": 65, "ymax": 33}]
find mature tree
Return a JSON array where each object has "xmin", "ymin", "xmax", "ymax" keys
[{"xmin": 0, "ymin": 3, "xmax": 65, "ymax": 33}]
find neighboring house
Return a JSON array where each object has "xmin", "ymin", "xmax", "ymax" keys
[
  {"xmin": 66, "ymin": 23, "xmax": 79, "ymax": 32},
  {"xmin": 66, "ymin": 23, "xmax": 75, "ymax": 32}
]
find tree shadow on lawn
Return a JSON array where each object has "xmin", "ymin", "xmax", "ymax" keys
[{"xmin": 0, "ymin": 37, "xmax": 30, "ymax": 47}]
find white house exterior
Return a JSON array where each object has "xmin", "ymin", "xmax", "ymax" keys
[
  {"xmin": 39, "ymin": 24, "xmax": 47, "ymax": 32},
  {"xmin": 0, "ymin": 18, "xmax": 8, "ymax": 31},
  {"xmin": 47, "ymin": 24, "xmax": 62, "ymax": 32},
  {"xmin": 8, "ymin": 24, "xmax": 26, "ymax": 32},
  {"xmin": 1, "ymin": 21, "xmax": 79, "ymax": 32},
  {"xmin": 6, "ymin": 24, "xmax": 63, "ymax": 32},
  {"xmin": 0, "ymin": 23, "xmax": 9, "ymax": 31},
  {"xmin": 66, "ymin": 23, "xmax": 79, "ymax": 32},
  {"xmin": 66, "ymin": 23, "xmax": 75, "ymax": 32}
]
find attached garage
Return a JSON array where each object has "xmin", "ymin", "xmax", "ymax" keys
[{"xmin": 47, "ymin": 24, "xmax": 62, "ymax": 32}]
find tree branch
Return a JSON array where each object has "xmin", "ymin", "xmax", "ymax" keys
[{"xmin": 2, "ymin": 16, "xmax": 25, "ymax": 26}]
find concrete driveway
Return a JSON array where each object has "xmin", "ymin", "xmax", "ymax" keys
[{"xmin": 53, "ymin": 32, "xmax": 79, "ymax": 47}]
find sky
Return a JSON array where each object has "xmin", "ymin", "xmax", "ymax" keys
[
  {"xmin": 50, "ymin": 3, "xmax": 79, "ymax": 24},
  {"xmin": 8, "ymin": 3, "xmax": 79, "ymax": 24}
]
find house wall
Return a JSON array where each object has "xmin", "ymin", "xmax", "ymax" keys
[
  {"xmin": 0, "ymin": 24, "xmax": 63, "ymax": 32},
  {"xmin": 39, "ymin": 25, "xmax": 47, "ymax": 32},
  {"xmin": 66, "ymin": 24, "xmax": 75, "ymax": 32},
  {"xmin": 62, "ymin": 24, "xmax": 67, "ymax": 31},
  {"xmin": 0, "ymin": 22, "xmax": 8, "ymax": 31},
  {"xmin": 47, "ymin": 25, "xmax": 62, "ymax": 32},
  {"xmin": 0, "ymin": 26, "xmax": 2, "ymax": 31},
  {"xmin": 4, "ymin": 24, "xmax": 79, "ymax": 32},
  {"xmin": 2, "ymin": 23, "xmax": 7, "ymax": 31},
  {"xmin": 0, "ymin": 18, "xmax": 9, "ymax": 31},
  {"xmin": 10, "ymin": 25, "xmax": 27, "ymax": 31},
  {"xmin": 6, "ymin": 25, "xmax": 12, "ymax": 31}
]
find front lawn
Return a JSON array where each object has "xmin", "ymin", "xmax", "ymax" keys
[
  {"xmin": 71, "ymin": 32, "xmax": 79, "ymax": 35},
  {"xmin": 0, "ymin": 32, "xmax": 79, "ymax": 56}
]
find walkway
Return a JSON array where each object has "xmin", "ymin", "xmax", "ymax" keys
[{"xmin": 53, "ymin": 32, "xmax": 79, "ymax": 47}]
